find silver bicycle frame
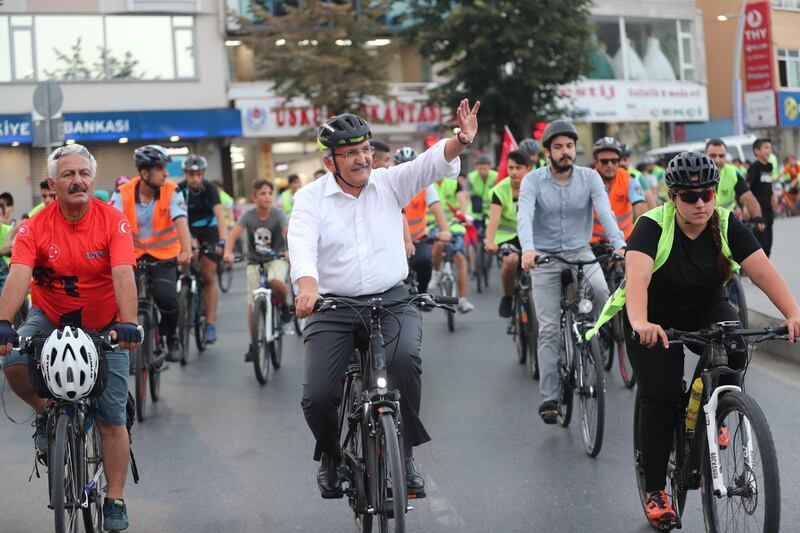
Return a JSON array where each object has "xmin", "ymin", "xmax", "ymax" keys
[{"xmin": 703, "ymin": 384, "xmax": 754, "ymax": 497}]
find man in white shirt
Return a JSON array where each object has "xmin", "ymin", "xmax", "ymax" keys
[{"xmin": 290, "ymin": 100, "xmax": 480, "ymax": 499}]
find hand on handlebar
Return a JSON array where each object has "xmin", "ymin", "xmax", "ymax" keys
[
  {"xmin": 295, "ymin": 291, "xmax": 322, "ymax": 319},
  {"xmin": 0, "ymin": 319, "xmax": 18, "ymax": 356},
  {"xmin": 521, "ymin": 250, "xmax": 540, "ymax": 271},
  {"xmin": 110, "ymin": 322, "xmax": 142, "ymax": 350},
  {"xmin": 223, "ymin": 252, "xmax": 235, "ymax": 265},
  {"xmin": 485, "ymin": 241, "xmax": 498, "ymax": 254},
  {"xmin": 177, "ymin": 249, "xmax": 191, "ymax": 268},
  {"xmin": 782, "ymin": 313, "xmax": 800, "ymax": 342},
  {"xmin": 630, "ymin": 320, "xmax": 669, "ymax": 349},
  {"xmin": 438, "ymin": 230, "xmax": 452, "ymax": 243},
  {"xmin": 405, "ymin": 241, "xmax": 415, "ymax": 258}
]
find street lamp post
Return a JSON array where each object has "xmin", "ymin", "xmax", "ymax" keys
[{"xmin": 719, "ymin": 1, "xmax": 749, "ymax": 135}]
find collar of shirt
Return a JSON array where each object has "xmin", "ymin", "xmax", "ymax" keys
[{"xmin": 324, "ymin": 173, "xmax": 379, "ymax": 198}]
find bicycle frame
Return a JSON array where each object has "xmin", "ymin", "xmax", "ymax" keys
[{"xmin": 253, "ymin": 263, "xmax": 276, "ymax": 344}]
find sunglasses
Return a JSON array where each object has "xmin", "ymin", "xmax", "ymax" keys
[
  {"xmin": 598, "ymin": 158, "xmax": 620, "ymax": 166},
  {"xmin": 676, "ymin": 188, "xmax": 714, "ymax": 204}
]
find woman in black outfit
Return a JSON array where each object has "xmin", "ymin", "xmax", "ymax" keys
[{"xmin": 623, "ymin": 151, "xmax": 800, "ymax": 528}]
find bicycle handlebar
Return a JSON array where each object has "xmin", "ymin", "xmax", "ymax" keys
[
  {"xmin": 534, "ymin": 253, "xmax": 607, "ymax": 267},
  {"xmin": 631, "ymin": 323, "xmax": 789, "ymax": 345},
  {"xmin": 15, "ymin": 327, "xmax": 141, "ymax": 353},
  {"xmin": 313, "ymin": 293, "xmax": 458, "ymax": 314},
  {"xmin": 498, "ymin": 243, "xmax": 521, "ymax": 257},
  {"xmin": 136, "ymin": 258, "xmax": 177, "ymax": 271}
]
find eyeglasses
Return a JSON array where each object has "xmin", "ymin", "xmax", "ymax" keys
[
  {"xmin": 676, "ymin": 188, "xmax": 715, "ymax": 204},
  {"xmin": 333, "ymin": 146, "xmax": 376, "ymax": 159},
  {"xmin": 598, "ymin": 158, "xmax": 620, "ymax": 166}
]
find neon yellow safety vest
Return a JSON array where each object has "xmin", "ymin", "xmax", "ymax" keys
[
  {"xmin": 281, "ymin": 189, "xmax": 294, "ymax": 215},
  {"xmin": 428, "ymin": 179, "xmax": 466, "ymax": 233},
  {"xmin": 0, "ymin": 223, "xmax": 10, "ymax": 265},
  {"xmin": 489, "ymin": 177, "xmax": 518, "ymax": 244},
  {"xmin": 585, "ymin": 203, "xmax": 737, "ymax": 340},
  {"xmin": 467, "ymin": 169, "xmax": 497, "ymax": 218},
  {"xmin": 716, "ymin": 164, "xmax": 739, "ymax": 211}
]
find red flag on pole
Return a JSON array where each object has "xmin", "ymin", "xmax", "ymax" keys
[{"xmin": 495, "ymin": 126, "xmax": 518, "ymax": 184}]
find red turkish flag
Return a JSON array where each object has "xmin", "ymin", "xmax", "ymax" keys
[{"xmin": 495, "ymin": 126, "xmax": 518, "ymax": 184}]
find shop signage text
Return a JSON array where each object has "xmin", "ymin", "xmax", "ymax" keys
[
  {"xmin": 557, "ymin": 80, "xmax": 709, "ymax": 123},
  {"xmin": 743, "ymin": 1, "xmax": 775, "ymax": 93}
]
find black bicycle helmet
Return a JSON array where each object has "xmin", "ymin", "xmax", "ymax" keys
[
  {"xmin": 619, "ymin": 143, "xmax": 632, "ymax": 158},
  {"xmin": 134, "ymin": 145, "xmax": 172, "ymax": 170},
  {"xmin": 664, "ymin": 151, "xmax": 720, "ymax": 189},
  {"xmin": 542, "ymin": 120, "xmax": 578, "ymax": 148},
  {"xmin": 518, "ymin": 138, "xmax": 539, "ymax": 156},
  {"xmin": 317, "ymin": 113, "xmax": 372, "ymax": 151},
  {"xmin": 182, "ymin": 154, "xmax": 207, "ymax": 173},
  {"xmin": 592, "ymin": 136, "xmax": 622, "ymax": 158},
  {"xmin": 393, "ymin": 147, "xmax": 418, "ymax": 164}
]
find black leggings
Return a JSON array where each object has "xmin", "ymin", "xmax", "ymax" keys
[
  {"xmin": 141, "ymin": 255, "xmax": 179, "ymax": 337},
  {"xmin": 409, "ymin": 240, "xmax": 433, "ymax": 293},
  {"xmin": 623, "ymin": 301, "xmax": 746, "ymax": 492}
]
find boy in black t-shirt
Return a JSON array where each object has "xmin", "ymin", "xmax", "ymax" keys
[{"xmin": 746, "ymin": 138, "xmax": 776, "ymax": 256}]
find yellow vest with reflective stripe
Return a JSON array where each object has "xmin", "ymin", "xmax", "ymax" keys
[
  {"xmin": 489, "ymin": 177, "xmax": 518, "ymax": 244},
  {"xmin": 428, "ymin": 179, "xmax": 466, "ymax": 233},
  {"xmin": 585, "ymin": 203, "xmax": 737, "ymax": 340},
  {"xmin": 717, "ymin": 164, "xmax": 739, "ymax": 211}
]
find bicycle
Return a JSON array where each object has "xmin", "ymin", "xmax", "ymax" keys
[
  {"xmin": 472, "ymin": 222, "xmax": 491, "ymax": 294},
  {"xmin": 632, "ymin": 322, "xmax": 785, "ymax": 531},
  {"xmin": 593, "ymin": 244, "xmax": 635, "ymax": 388},
  {"xmin": 536, "ymin": 253, "xmax": 606, "ymax": 457},
  {"xmin": 132, "ymin": 257, "xmax": 173, "ymax": 422},
  {"xmin": 438, "ymin": 246, "xmax": 458, "ymax": 332},
  {"xmin": 315, "ymin": 292, "xmax": 457, "ymax": 533},
  {"xmin": 723, "ymin": 272, "xmax": 749, "ymax": 329},
  {"xmin": 21, "ymin": 329, "xmax": 140, "ymax": 533},
  {"xmin": 176, "ymin": 253, "xmax": 211, "ymax": 363},
  {"xmin": 217, "ymin": 254, "xmax": 233, "ymax": 294},
  {"xmin": 499, "ymin": 244, "xmax": 539, "ymax": 380},
  {"xmin": 249, "ymin": 251, "xmax": 286, "ymax": 385}
]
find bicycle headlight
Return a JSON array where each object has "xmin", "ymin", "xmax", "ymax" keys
[
  {"xmin": 376, "ymin": 377, "xmax": 387, "ymax": 389},
  {"xmin": 578, "ymin": 299, "xmax": 593, "ymax": 315}
]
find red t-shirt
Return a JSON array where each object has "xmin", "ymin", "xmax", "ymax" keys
[{"xmin": 11, "ymin": 199, "xmax": 136, "ymax": 330}]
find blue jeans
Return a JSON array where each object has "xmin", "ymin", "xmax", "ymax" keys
[{"xmin": 1, "ymin": 307, "xmax": 130, "ymax": 426}]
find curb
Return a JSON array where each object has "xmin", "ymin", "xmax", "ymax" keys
[{"xmin": 748, "ymin": 308, "xmax": 800, "ymax": 365}]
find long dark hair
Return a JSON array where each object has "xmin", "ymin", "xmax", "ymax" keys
[{"xmin": 708, "ymin": 209, "xmax": 734, "ymax": 282}]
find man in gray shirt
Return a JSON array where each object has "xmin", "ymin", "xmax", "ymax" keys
[{"xmin": 517, "ymin": 120, "xmax": 625, "ymax": 424}]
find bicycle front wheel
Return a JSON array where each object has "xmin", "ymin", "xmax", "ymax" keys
[
  {"xmin": 134, "ymin": 312, "xmax": 150, "ymax": 422},
  {"xmin": 441, "ymin": 276, "xmax": 455, "ymax": 333},
  {"xmin": 557, "ymin": 314, "xmax": 575, "ymax": 427},
  {"xmin": 376, "ymin": 412, "xmax": 406, "ymax": 533},
  {"xmin": 218, "ymin": 260, "xmax": 233, "ymax": 293},
  {"xmin": 513, "ymin": 294, "xmax": 527, "ymax": 365},
  {"xmin": 52, "ymin": 414, "xmax": 82, "ymax": 533},
  {"xmin": 149, "ymin": 326, "xmax": 162, "ymax": 403},
  {"xmin": 82, "ymin": 421, "xmax": 104, "ymax": 533},
  {"xmin": 527, "ymin": 294, "xmax": 539, "ymax": 380},
  {"xmin": 270, "ymin": 302, "xmax": 283, "ymax": 369},
  {"xmin": 579, "ymin": 336, "xmax": 605, "ymax": 457},
  {"xmin": 194, "ymin": 292, "xmax": 208, "ymax": 353},
  {"xmin": 178, "ymin": 281, "xmax": 193, "ymax": 365},
  {"xmin": 252, "ymin": 298, "xmax": 270, "ymax": 385},
  {"xmin": 474, "ymin": 245, "xmax": 483, "ymax": 294},
  {"xmin": 340, "ymin": 374, "xmax": 373, "ymax": 532},
  {"xmin": 701, "ymin": 391, "xmax": 780, "ymax": 533}
]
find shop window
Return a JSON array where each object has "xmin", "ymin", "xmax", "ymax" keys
[
  {"xmin": 778, "ymin": 48, "xmax": 800, "ymax": 88},
  {"xmin": 105, "ymin": 16, "xmax": 175, "ymax": 79},
  {"xmin": 10, "ymin": 16, "xmax": 34, "ymax": 81},
  {"xmin": 590, "ymin": 16, "xmax": 694, "ymax": 81},
  {"xmin": 35, "ymin": 16, "xmax": 104, "ymax": 80}
]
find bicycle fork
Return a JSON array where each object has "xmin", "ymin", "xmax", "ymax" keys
[{"xmin": 253, "ymin": 287, "xmax": 275, "ymax": 343}]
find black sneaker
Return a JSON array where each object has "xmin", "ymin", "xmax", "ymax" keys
[
  {"xmin": 244, "ymin": 343, "xmax": 254, "ymax": 362},
  {"xmin": 498, "ymin": 296, "xmax": 513, "ymax": 318},
  {"xmin": 165, "ymin": 335, "xmax": 183, "ymax": 363},
  {"xmin": 317, "ymin": 452, "xmax": 343, "ymax": 498}
]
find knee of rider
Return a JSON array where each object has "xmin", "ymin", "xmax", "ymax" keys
[
  {"xmin": 4, "ymin": 362, "xmax": 29, "ymax": 385},
  {"xmin": 301, "ymin": 385, "xmax": 340, "ymax": 413},
  {"xmin": 388, "ymin": 348, "xmax": 421, "ymax": 377}
]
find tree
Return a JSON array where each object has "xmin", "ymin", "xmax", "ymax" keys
[
  {"xmin": 408, "ymin": 0, "xmax": 594, "ymax": 140},
  {"xmin": 44, "ymin": 37, "xmax": 94, "ymax": 80},
  {"xmin": 240, "ymin": 0, "xmax": 391, "ymax": 115},
  {"xmin": 44, "ymin": 37, "xmax": 144, "ymax": 80}
]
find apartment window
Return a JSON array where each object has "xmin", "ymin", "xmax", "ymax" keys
[
  {"xmin": 778, "ymin": 48, "xmax": 800, "ymax": 88},
  {"xmin": 590, "ymin": 16, "xmax": 695, "ymax": 81},
  {"xmin": 773, "ymin": 0, "xmax": 800, "ymax": 10},
  {"xmin": 0, "ymin": 15, "xmax": 197, "ymax": 83}
]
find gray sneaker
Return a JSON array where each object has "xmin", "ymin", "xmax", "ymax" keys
[
  {"xmin": 103, "ymin": 498, "xmax": 129, "ymax": 532},
  {"xmin": 33, "ymin": 414, "xmax": 47, "ymax": 454}
]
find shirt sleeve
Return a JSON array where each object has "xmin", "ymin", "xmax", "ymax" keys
[
  {"xmin": 727, "ymin": 211, "xmax": 762, "ymax": 263},
  {"xmin": 9, "ymin": 221, "xmax": 36, "ymax": 268},
  {"xmin": 383, "ymin": 139, "xmax": 461, "ymax": 207},
  {"xmin": 517, "ymin": 171, "xmax": 537, "ymax": 252},
  {"xmin": 206, "ymin": 183, "xmax": 221, "ymax": 206},
  {"xmin": 288, "ymin": 187, "xmax": 320, "ymax": 283},
  {"xmin": 236, "ymin": 209, "xmax": 250, "ymax": 229},
  {"xmin": 109, "ymin": 192, "xmax": 124, "ymax": 213},
  {"xmin": 425, "ymin": 185, "xmax": 440, "ymax": 206},
  {"xmin": 108, "ymin": 211, "xmax": 136, "ymax": 267},
  {"xmin": 590, "ymin": 171, "xmax": 626, "ymax": 249},
  {"xmin": 170, "ymin": 189, "xmax": 188, "ymax": 220},
  {"xmin": 733, "ymin": 176, "xmax": 750, "ymax": 200},
  {"xmin": 746, "ymin": 166, "xmax": 758, "ymax": 187},
  {"xmin": 625, "ymin": 217, "xmax": 661, "ymax": 260},
  {"xmin": 628, "ymin": 176, "xmax": 645, "ymax": 205},
  {"xmin": 491, "ymin": 192, "xmax": 502, "ymax": 205}
]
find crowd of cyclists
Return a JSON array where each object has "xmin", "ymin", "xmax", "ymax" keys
[{"xmin": 0, "ymin": 96, "xmax": 799, "ymax": 532}]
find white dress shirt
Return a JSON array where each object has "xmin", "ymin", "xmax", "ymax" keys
[{"xmin": 289, "ymin": 139, "xmax": 461, "ymax": 296}]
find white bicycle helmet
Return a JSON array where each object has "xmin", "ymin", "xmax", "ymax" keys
[{"xmin": 40, "ymin": 327, "xmax": 99, "ymax": 400}]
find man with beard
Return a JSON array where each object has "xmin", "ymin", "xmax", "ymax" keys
[{"xmin": 517, "ymin": 120, "xmax": 625, "ymax": 424}]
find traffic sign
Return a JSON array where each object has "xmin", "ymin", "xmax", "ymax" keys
[{"xmin": 33, "ymin": 80, "xmax": 63, "ymax": 119}]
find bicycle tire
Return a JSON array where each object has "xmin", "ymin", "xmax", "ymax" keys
[
  {"xmin": 557, "ymin": 313, "xmax": 575, "ymax": 427},
  {"xmin": 614, "ymin": 314, "xmax": 635, "ymax": 388},
  {"xmin": 218, "ymin": 260, "xmax": 233, "ymax": 293},
  {"xmin": 340, "ymin": 374, "xmax": 373, "ymax": 532},
  {"xmin": 482, "ymin": 250, "xmax": 491, "ymax": 287},
  {"xmin": 134, "ymin": 311, "xmax": 149, "ymax": 423},
  {"xmin": 726, "ymin": 275, "xmax": 749, "ymax": 329},
  {"xmin": 633, "ymin": 392, "xmax": 687, "ymax": 530},
  {"xmin": 579, "ymin": 336, "xmax": 605, "ymax": 457},
  {"xmin": 270, "ymin": 301, "xmax": 283, "ymax": 370},
  {"xmin": 475, "ymin": 247, "xmax": 483, "ymax": 294},
  {"xmin": 149, "ymin": 325, "xmax": 162, "ymax": 403},
  {"xmin": 52, "ymin": 413, "xmax": 82, "ymax": 533},
  {"xmin": 528, "ymin": 294, "xmax": 540, "ymax": 380},
  {"xmin": 701, "ymin": 392, "xmax": 780, "ymax": 533},
  {"xmin": 82, "ymin": 421, "xmax": 104, "ymax": 533},
  {"xmin": 513, "ymin": 294, "xmax": 527, "ymax": 365},
  {"xmin": 441, "ymin": 276, "xmax": 455, "ymax": 332},
  {"xmin": 376, "ymin": 412, "xmax": 406, "ymax": 533},
  {"xmin": 252, "ymin": 298, "xmax": 270, "ymax": 385},
  {"xmin": 178, "ymin": 281, "xmax": 193, "ymax": 366},
  {"xmin": 194, "ymin": 291, "xmax": 208, "ymax": 352},
  {"xmin": 600, "ymin": 324, "xmax": 614, "ymax": 372}
]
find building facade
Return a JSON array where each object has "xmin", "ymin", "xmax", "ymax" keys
[{"xmin": 0, "ymin": 0, "xmax": 239, "ymax": 213}]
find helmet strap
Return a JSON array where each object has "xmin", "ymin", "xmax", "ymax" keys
[{"xmin": 140, "ymin": 169, "xmax": 159, "ymax": 192}]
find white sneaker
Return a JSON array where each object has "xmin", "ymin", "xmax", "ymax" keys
[
  {"xmin": 428, "ymin": 270, "xmax": 440, "ymax": 290},
  {"xmin": 457, "ymin": 297, "xmax": 475, "ymax": 314}
]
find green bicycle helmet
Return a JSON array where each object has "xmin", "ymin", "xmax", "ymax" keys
[{"xmin": 317, "ymin": 113, "xmax": 372, "ymax": 152}]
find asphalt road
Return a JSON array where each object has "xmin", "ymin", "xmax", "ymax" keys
[{"xmin": 1, "ymin": 266, "xmax": 799, "ymax": 532}]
